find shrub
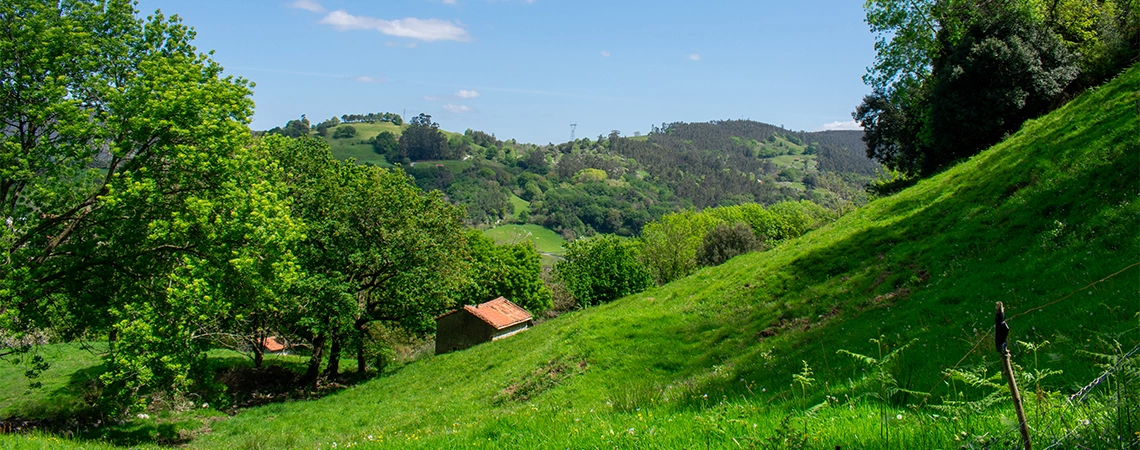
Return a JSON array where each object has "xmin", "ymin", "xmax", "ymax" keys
[
  {"xmin": 697, "ymin": 222, "xmax": 762, "ymax": 267},
  {"xmin": 332, "ymin": 125, "xmax": 358, "ymax": 139},
  {"xmin": 554, "ymin": 235, "xmax": 652, "ymax": 307}
]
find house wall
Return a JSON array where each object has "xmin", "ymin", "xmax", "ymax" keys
[
  {"xmin": 435, "ymin": 310, "xmax": 495, "ymax": 355},
  {"xmin": 491, "ymin": 322, "xmax": 531, "ymax": 341}
]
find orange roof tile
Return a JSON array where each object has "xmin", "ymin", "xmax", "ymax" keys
[
  {"xmin": 464, "ymin": 297, "xmax": 532, "ymax": 330},
  {"xmin": 261, "ymin": 336, "xmax": 286, "ymax": 352}
]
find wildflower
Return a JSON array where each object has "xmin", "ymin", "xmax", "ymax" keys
[{"xmin": 896, "ymin": 414, "xmax": 903, "ymax": 420}]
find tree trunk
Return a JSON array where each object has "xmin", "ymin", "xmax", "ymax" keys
[
  {"xmin": 253, "ymin": 345, "xmax": 264, "ymax": 369},
  {"xmin": 355, "ymin": 318, "xmax": 370, "ymax": 374},
  {"xmin": 302, "ymin": 333, "xmax": 326, "ymax": 388},
  {"xmin": 324, "ymin": 334, "xmax": 341, "ymax": 378}
]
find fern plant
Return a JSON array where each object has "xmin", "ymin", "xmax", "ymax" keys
[{"xmin": 837, "ymin": 336, "xmax": 927, "ymax": 448}]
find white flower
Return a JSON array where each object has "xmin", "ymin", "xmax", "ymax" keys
[{"xmin": 896, "ymin": 414, "xmax": 903, "ymax": 420}]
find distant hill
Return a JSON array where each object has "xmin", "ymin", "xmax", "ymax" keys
[{"xmin": 262, "ymin": 115, "xmax": 876, "ymax": 234}]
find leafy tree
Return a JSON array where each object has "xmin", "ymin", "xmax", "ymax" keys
[
  {"xmin": 924, "ymin": 8, "xmax": 1078, "ymax": 171},
  {"xmin": 554, "ymin": 235, "xmax": 652, "ymax": 307},
  {"xmin": 460, "ymin": 230, "xmax": 552, "ymax": 314},
  {"xmin": 697, "ymin": 222, "xmax": 762, "ymax": 267},
  {"xmin": 0, "ymin": 0, "xmax": 302, "ymax": 413},
  {"xmin": 267, "ymin": 136, "xmax": 469, "ymax": 380},
  {"xmin": 316, "ymin": 116, "xmax": 341, "ymax": 136},
  {"xmin": 332, "ymin": 124, "xmax": 358, "ymax": 139},
  {"xmin": 856, "ymin": 0, "xmax": 1135, "ymax": 177},
  {"xmin": 372, "ymin": 131, "xmax": 400, "ymax": 161},
  {"xmin": 269, "ymin": 115, "xmax": 312, "ymax": 138},
  {"xmin": 639, "ymin": 211, "xmax": 723, "ymax": 285},
  {"xmin": 401, "ymin": 113, "xmax": 450, "ymax": 161}
]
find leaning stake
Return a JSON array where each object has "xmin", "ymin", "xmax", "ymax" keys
[{"xmin": 996, "ymin": 302, "xmax": 1032, "ymax": 450}]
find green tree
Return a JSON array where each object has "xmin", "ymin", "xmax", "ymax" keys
[
  {"xmin": 639, "ymin": 211, "xmax": 723, "ymax": 284},
  {"xmin": 554, "ymin": 235, "xmax": 652, "ymax": 307},
  {"xmin": 401, "ymin": 113, "xmax": 449, "ymax": 161},
  {"xmin": 0, "ymin": 0, "xmax": 302, "ymax": 413},
  {"xmin": 332, "ymin": 124, "xmax": 358, "ymax": 139},
  {"xmin": 372, "ymin": 131, "xmax": 400, "ymax": 162},
  {"xmin": 267, "ymin": 136, "xmax": 469, "ymax": 380},
  {"xmin": 460, "ymin": 230, "xmax": 553, "ymax": 314}
]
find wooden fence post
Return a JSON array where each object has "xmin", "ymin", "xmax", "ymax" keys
[{"xmin": 996, "ymin": 302, "xmax": 1032, "ymax": 450}]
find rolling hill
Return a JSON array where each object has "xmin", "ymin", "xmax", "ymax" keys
[{"xmin": 168, "ymin": 65, "xmax": 1138, "ymax": 448}]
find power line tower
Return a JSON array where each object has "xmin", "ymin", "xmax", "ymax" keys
[{"xmin": 570, "ymin": 123, "xmax": 577, "ymax": 141}]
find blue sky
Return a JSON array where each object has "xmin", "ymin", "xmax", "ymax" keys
[{"xmin": 135, "ymin": 0, "xmax": 876, "ymax": 144}]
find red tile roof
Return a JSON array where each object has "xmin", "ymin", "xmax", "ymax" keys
[
  {"xmin": 261, "ymin": 336, "xmax": 287, "ymax": 352},
  {"xmin": 464, "ymin": 297, "xmax": 532, "ymax": 330}
]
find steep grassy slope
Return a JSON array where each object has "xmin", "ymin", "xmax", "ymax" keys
[{"xmin": 183, "ymin": 66, "xmax": 1139, "ymax": 448}]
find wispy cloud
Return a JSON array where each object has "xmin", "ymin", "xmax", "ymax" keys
[
  {"xmin": 821, "ymin": 120, "xmax": 862, "ymax": 131},
  {"xmin": 455, "ymin": 89, "xmax": 481, "ymax": 99},
  {"xmin": 289, "ymin": 0, "xmax": 325, "ymax": 13},
  {"xmin": 688, "ymin": 53, "xmax": 702, "ymax": 61},
  {"xmin": 353, "ymin": 76, "xmax": 384, "ymax": 83},
  {"xmin": 442, "ymin": 0, "xmax": 458, "ymax": 4},
  {"xmin": 442, "ymin": 104, "xmax": 471, "ymax": 113},
  {"xmin": 319, "ymin": 10, "xmax": 471, "ymax": 42},
  {"xmin": 600, "ymin": 50, "xmax": 611, "ymax": 57}
]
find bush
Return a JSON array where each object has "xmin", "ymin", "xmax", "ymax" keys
[
  {"xmin": 332, "ymin": 125, "xmax": 358, "ymax": 139},
  {"xmin": 554, "ymin": 235, "xmax": 652, "ymax": 307},
  {"xmin": 697, "ymin": 222, "xmax": 762, "ymax": 267}
]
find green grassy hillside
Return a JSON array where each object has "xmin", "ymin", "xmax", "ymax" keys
[
  {"xmin": 185, "ymin": 66, "xmax": 1140, "ymax": 448},
  {"xmin": 320, "ymin": 122, "xmax": 476, "ymax": 167},
  {"xmin": 3, "ymin": 66, "xmax": 1137, "ymax": 449}
]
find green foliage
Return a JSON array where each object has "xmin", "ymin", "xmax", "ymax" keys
[
  {"xmin": 924, "ymin": 7, "xmax": 1079, "ymax": 172},
  {"xmin": 371, "ymin": 130, "xmax": 399, "ymax": 160},
  {"xmin": 554, "ymin": 235, "xmax": 652, "ymax": 307},
  {"xmin": 642, "ymin": 201, "xmax": 834, "ymax": 284},
  {"xmin": 0, "ymin": 0, "xmax": 302, "ymax": 414},
  {"xmin": 461, "ymin": 230, "xmax": 552, "ymax": 314},
  {"xmin": 857, "ymin": 0, "xmax": 1136, "ymax": 177},
  {"xmin": 639, "ymin": 210, "xmax": 724, "ymax": 284},
  {"xmin": 401, "ymin": 114, "xmax": 453, "ymax": 161},
  {"xmin": 315, "ymin": 116, "xmax": 340, "ymax": 136},
  {"xmin": 697, "ymin": 222, "xmax": 762, "ymax": 267},
  {"xmin": 331, "ymin": 124, "xmax": 358, "ymax": 139},
  {"xmin": 266, "ymin": 136, "xmax": 469, "ymax": 379}
]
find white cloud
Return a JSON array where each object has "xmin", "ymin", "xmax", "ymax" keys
[
  {"xmin": 318, "ymin": 10, "xmax": 472, "ymax": 42},
  {"xmin": 442, "ymin": 104, "xmax": 471, "ymax": 113},
  {"xmin": 821, "ymin": 120, "xmax": 862, "ymax": 131},
  {"xmin": 442, "ymin": 0, "xmax": 458, "ymax": 4},
  {"xmin": 353, "ymin": 76, "xmax": 384, "ymax": 83},
  {"xmin": 600, "ymin": 50, "xmax": 611, "ymax": 57},
  {"xmin": 688, "ymin": 53, "xmax": 702, "ymax": 61},
  {"xmin": 455, "ymin": 89, "xmax": 481, "ymax": 99}
]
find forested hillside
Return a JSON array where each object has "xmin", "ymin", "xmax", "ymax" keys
[{"xmin": 267, "ymin": 114, "xmax": 877, "ymax": 238}]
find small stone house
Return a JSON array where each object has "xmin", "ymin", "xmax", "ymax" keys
[{"xmin": 435, "ymin": 297, "xmax": 534, "ymax": 355}]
